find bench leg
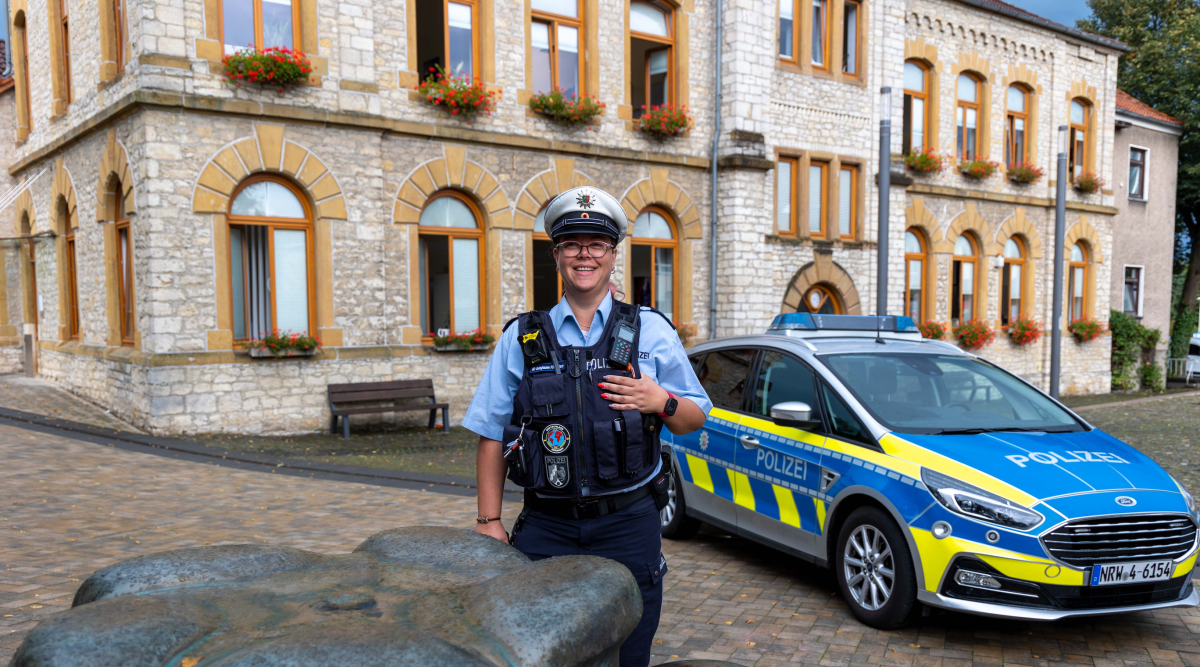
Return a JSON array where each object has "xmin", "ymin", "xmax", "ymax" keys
[
  {"xmin": 428, "ymin": 408, "xmax": 437, "ymax": 429},
  {"xmin": 442, "ymin": 407, "xmax": 450, "ymax": 433},
  {"xmin": 343, "ymin": 415, "xmax": 350, "ymax": 439}
]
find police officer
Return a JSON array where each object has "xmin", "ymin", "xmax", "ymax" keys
[{"xmin": 463, "ymin": 186, "xmax": 711, "ymax": 667}]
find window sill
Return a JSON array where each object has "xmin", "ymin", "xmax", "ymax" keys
[
  {"xmin": 773, "ymin": 60, "xmax": 866, "ymax": 87},
  {"xmin": 1128, "ymin": 197, "xmax": 1148, "ymax": 203},
  {"xmin": 426, "ymin": 344, "xmax": 493, "ymax": 353},
  {"xmin": 766, "ymin": 234, "xmax": 871, "ymax": 249}
]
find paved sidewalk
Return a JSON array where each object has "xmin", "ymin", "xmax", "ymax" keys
[{"xmin": 0, "ymin": 374, "xmax": 140, "ymax": 431}]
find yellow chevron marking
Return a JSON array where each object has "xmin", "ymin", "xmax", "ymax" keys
[
  {"xmin": 910, "ymin": 527, "xmax": 1070, "ymax": 592},
  {"xmin": 685, "ymin": 454, "xmax": 714, "ymax": 493},
  {"xmin": 731, "ymin": 470, "xmax": 755, "ymax": 510},
  {"xmin": 814, "ymin": 498, "xmax": 826, "ymax": 532},
  {"xmin": 822, "ymin": 436, "xmax": 923, "ymax": 480},
  {"xmin": 773, "ymin": 485, "xmax": 800, "ymax": 528},
  {"xmin": 1174, "ymin": 553, "xmax": 1197, "ymax": 578},
  {"xmin": 880, "ymin": 433, "xmax": 1037, "ymax": 505}
]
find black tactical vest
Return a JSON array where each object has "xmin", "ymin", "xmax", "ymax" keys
[{"xmin": 501, "ymin": 302, "xmax": 662, "ymax": 498}]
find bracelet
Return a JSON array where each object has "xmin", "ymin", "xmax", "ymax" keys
[{"xmin": 476, "ymin": 516, "xmax": 501, "ymax": 524}]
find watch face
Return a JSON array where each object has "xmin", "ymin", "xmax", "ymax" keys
[{"xmin": 665, "ymin": 397, "xmax": 678, "ymax": 416}]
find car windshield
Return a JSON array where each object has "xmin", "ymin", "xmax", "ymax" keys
[{"xmin": 820, "ymin": 353, "xmax": 1084, "ymax": 434}]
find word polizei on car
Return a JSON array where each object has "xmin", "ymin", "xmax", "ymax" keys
[{"xmin": 658, "ymin": 314, "xmax": 1199, "ymax": 628}]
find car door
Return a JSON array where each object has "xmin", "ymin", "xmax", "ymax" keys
[
  {"xmin": 734, "ymin": 349, "xmax": 827, "ymax": 556},
  {"xmin": 672, "ymin": 347, "xmax": 757, "ymax": 531},
  {"xmin": 815, "ymin": 379, "xmax": 884, "ymax": 504}
]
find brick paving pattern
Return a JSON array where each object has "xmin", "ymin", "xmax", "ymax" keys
[{"xmin": 0, "ymin": 374, "xmax": 140, "ymax": 432}]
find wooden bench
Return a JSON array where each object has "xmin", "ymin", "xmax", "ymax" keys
[{"xmin": 328, "ymin": 379, "xmax": 449, "ymax": 439}]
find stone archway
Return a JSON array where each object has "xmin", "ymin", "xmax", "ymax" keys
[
  {"xmin": 50, "ymin": 159, "xmax": 79, "ymax": 342},
  {"xmin": 514, "ymin": 157, "xmax": 594, "ymax": 232},
  {"xmin": 781, "ymin": 254, "xmax": 862, "ymax": 315}
]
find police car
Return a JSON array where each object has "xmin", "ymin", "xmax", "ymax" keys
[{"xmin": 659, "ymin": 314, "xmax": 1199, "ymax": 628}]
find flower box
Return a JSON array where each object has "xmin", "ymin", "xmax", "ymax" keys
[
  {"xmin": 1073, "ymin": 172, "xmax": 1104, "ymax": 195},
  {"xmin": 637, "ymin": 105, "xmax": 691, "ymax": 140},
  {"xmin": 1006, "ymin": 162, "xmax": 1044, "ymax": 185},
  {"xmin": 959, "ymin": 159, "xmax": 999, "ymax": 180},
  {"xmin": 223, "ymin": 46, "xmax": 314, "ymax": 91},
  {"xmin": 415, "ymin": 66, "xmax": 497, "ymax": 122},
  {"xmin": 247, "ymin": 347, "xmax": 319, "ymax": 359},
  {"xmin": 432, "ymin": 345, "xmax": 492, "ymax": 353},
  {"xmin": 904, "ymin": 147, "xmax": 945, "ymax": 174}
]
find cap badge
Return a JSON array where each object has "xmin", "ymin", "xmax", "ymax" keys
[
  {"xmin": 580, "ymin": 213, "xmax": 590, "ymax": 218},
  {"xmin": 576, "ymin": 191, "xmax": 596, "ymax": 209}
]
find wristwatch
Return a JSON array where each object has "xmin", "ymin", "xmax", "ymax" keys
[{"xmin": 658, "ymin": 392, "xmax": 678, "ymax": 418}]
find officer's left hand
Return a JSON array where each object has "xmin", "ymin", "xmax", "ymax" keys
[{"xmin": 599, "ymin": 375, "xmax": 670, "ymax": 414}]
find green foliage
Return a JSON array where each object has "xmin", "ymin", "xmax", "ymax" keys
[
  {"xmin": 1068, "ymin": 316, "xmax": 1105, "ymax": 343},
  {"xmin": 529, "ymin": 89, "xmax": 606, "ymax": 126},
  {"xmin": 431, "ymin": 328, "xmax": 496, "ymax": 349},
  {"xmin": 1007, "ymin": 162, "xmax": 1045, "ymax": 184},
  {"xmin": 1139, "ymin": 361, "xmax": 1165, "ymax": 391},
  {"xmin": 953, "ymin": 319, "xmax": 995, "ymax": 351},
  {"xmin": 638, "ymin": 105, "xmax": 691, "ymax": 140},
  {"xmin": 905, "ymin": 147, "xmax": 945, "ymax": 174},
  {"xmin": 919, "ymin": 320, "xmax": 948, "ymax": 340},
  {"xmin": 1007, "ymin": 316, "xmax": 1043, "ymax": 346},
  {"xmin": 1072, "ymin": 172, "xmax": 1104, "ymax": 194},
  {"xmin": 959, "ymin": 159, "xmax": 1000, "ymax": 180},
  {"xmin": 1110, "ymin": 309, "xmax": 1161, "ymax": 389},
  {"xmin": 1170, "ymin": 304, "xmax": 1199, "ymax": 358}
]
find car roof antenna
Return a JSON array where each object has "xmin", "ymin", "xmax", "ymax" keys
[{"xmin": 875, "ymin": 317, "xmax": 885, "ymax": 345}]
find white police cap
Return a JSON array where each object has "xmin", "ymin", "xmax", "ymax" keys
[{"xmin": 541, "ymin": 186, "xmax": 629, "ymax": 244}]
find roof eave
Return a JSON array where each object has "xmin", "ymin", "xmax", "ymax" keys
[
  {"xmin": 1115, "ymin": 109, "xmax": 1184, "ymax": 135},
  {"xmin": 952, "ymin": 0, "xmax": 1131, "ymax": 54}
]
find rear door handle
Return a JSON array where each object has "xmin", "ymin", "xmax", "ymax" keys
[{"xmin": 738, "ymin": 435, "xmax": 760, "ymax": 449}]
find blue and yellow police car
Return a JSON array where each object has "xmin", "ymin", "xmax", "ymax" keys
[{"xmin": 659, "ymin": 314, "xmax": 1198, "ymax": 627}]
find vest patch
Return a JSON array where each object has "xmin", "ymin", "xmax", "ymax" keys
[
  {"xmin": 546, "ymin": 456, "xmax": 569, "ymax": 488},
  {"xmin": 542, "ymin": 424, "xmax": 570, "ymax": 453},
  {"xmin": 529, "ymin": 360, "xmax": 567, "ymax": 374}
]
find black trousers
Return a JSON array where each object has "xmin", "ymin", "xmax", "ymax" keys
[{"xmin": 511, "ymin": 494, "xmax": 666, "ymax": 667}]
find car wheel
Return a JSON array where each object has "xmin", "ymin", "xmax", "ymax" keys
[
  {"xmin": 660, "ymin": 459, "xmax": 701, "ymax": 540},
  {"xmin": 835, "ymin": 506, "xmax": 918, "ymax": 629}
]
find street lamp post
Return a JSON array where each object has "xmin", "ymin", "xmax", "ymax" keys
[
  {"xmin": 1050, "ymin": 126, "xmax": 1068, "ymax": 399},
  {"xmin": 877, "ymin": 87, "xmax": 892, "ymax": 317}
]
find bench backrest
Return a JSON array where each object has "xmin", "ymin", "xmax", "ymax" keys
[{"xmin": 328, "ymin": 379, "xmax": 436, "ymax": 406}]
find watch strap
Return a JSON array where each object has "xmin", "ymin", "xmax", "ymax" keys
[{"xmin": 658, "ymin": 392, "xmax": 677, "ymax": 418}]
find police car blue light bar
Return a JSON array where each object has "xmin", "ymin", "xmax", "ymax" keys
[{"xmin": 768, "ymin": 313, "xmax": 920, "ymax": 333}]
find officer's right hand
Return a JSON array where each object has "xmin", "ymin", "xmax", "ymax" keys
[{"xmin": 475, "ymin": 520, "xmax": 509, "ymax": 544}]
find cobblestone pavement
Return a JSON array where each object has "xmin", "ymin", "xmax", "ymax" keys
[
  {"xmin": 0, "ymin": 374, "xmax": 140, "ymax": 431},
  {"xmin": 4, "ymin": 423, "xmax": 1200, "ymax": 666}
]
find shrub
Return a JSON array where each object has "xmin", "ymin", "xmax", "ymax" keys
[
  {"xmin": 1007, "ymin": 316, "xmax": 1043, "ymax": 346},
  {"xmin": 1169, "ymin": 304, "xmax": 1198, "ymax": 359},
  {"xmin": 1073, "ymin": 172, "xmax": 1104, "ymax": 194},
  {"xmin": 675, "ymin": 322, "xmax": 697, "ymax": 346},
  {"xmin": 223, "ymin": 46, "xmax": 314, "ymax": 91},
  {"xmin": 959, "ymin": 158, "xmax": 1000, "ymax": 180},
  {"xmin": 431, "ymin": 328, "xmax": 496, "ymax": 349},
  {"xmin": 953, "ymin": 319, "xmax": 995, "ymax": 351},
  {"xmin": 1139, "ymin": 361, "xmax": 1164, "ymax": 392},
  {"xmin": 638, "ymin": 105, "xmax": 691, "ymax": 140},
  {"xmin": 1110, "ymin": 309, "xmax": 1160, "ymax": 390},
  {"xmin": 1068, "ymin": 316, "xmax": 1104, "ymax": 343},
  {"xmin": 415, "ymin": 66, "xmax": 498, "ymax": 122},
  {"xmin": 529, "ymin": 88, "xmax": 605, "ymax": 126},
  {"xmin": 1006, "ymin": 162, "xmax": 1044, "ymax": 185},
  {"xmin": 905, "ymin": 146, "xmax": 945, "ymax": 174},
  {"xmin": 918, "ymin": 320, "xmax": 947, "ymax": 340},
  {"xmin": 247, "ymin": 329, "xmax": 321, "ymax": 356}
]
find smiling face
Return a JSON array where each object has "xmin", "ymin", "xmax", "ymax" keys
[{"xmin": 553, "ymin": 232, "xmax": 617, "ymax": 298}]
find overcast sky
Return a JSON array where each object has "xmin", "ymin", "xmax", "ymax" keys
[{"xmin": 1000, "ymin": 0, "xmax": 1093, "ymax": 27}]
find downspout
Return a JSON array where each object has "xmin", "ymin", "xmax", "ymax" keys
[
  {"xmin": 707, "ymin": 0, "xmax": 722, "ymax": 340},
  {"xmin": 0, "ymin": 0, "xmax": 11, "ymax": 78}
]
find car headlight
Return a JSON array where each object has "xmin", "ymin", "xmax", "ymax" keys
[
  {"xmin": 921, "ymin": 468, "xmax": 1043, "ymax": 530},
  {"xmin": 1171, "ymin": 475, "xmax": 1195, "ymax": 513}
]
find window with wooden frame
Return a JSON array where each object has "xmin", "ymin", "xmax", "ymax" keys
[
  {"xmin": 841, "ymin": 0, "xmax": 860, "ymax": 76},
  {"xmin": 775, "ymin": 157, "xmax": 798, "ymax": 236},
  {"xmin": 630, "ymin": 208, "xmax": 678, "ymax": 321},
  {"xmin": 419, "ymin": 191, "xmax": 484, "ymax": 335},
  {"xmin": 999, "ymin": 237, "xmax": 1025, "ymax": 327},
  {"xmin": 1005, "ymin": 85, "xmax": 1028, "ymax": 168},
  {"xmin": 956, "ymin": 73, "xmax": 980, "ymax": 160},
  {"xmin": 532, "ymin": 207, "xmax": 564, "ymax": 311},
  {"xmin": 113, "ymin": 0, "xmax": 127, "ymax": 70},
  {"xmin": 807, "ymin": 160, "xmax": 829, "ymax": 238},
  {"xmin": 227, "ymin": 177, "xmax": 316, "ymax": 341},
  {"xmin": 837, "ymin": 164, "xmax": 857, "ymax": 239},
  {"xmin": 950, "ymin": 234, "xmax": 978, "ymax": 327},
  {"xmin": 811, "ymin": 0, "xmax": 829, "ymax": 70},
  {"xmin": 1068, "ymin": 242, "xmax": 1088, "ymax": 321},
  {"xmin": 414, "ymin": 0, "xmax": 479, "ymax": 78},
  {"xmin": 61, "ymin": 0, "xmax": 72, "ymax": 104},
  {"xmin": 778, "ymin": 0, "xmax": 795, "ymax": 61},
  {"xmin": 14, "ymin": 12, "xmax": 31, "ymax": 139},
  {"xmin": 1069, "ymin": 99, "xmax": 1090, "ymax": 182},
  {"xmin": 1129, "ymin": 147, "xmax": 1147, "ymax": 200},
  {"xmin": 904, "ymin": 230, "xmax": 926, "ymax": 322},
  {"xmin": 222, "ymin": 0, "xmax": 299, "ymax": 55},
  {"xmin": 62, "ymin": 203, "xmax": 80, "ymax": 340},
  {"xmin": 531, "ymin": 0, "xmax": 582, "ymax": 97},
  {"xmin": 115, "ymin": 187, "xmax": 135, "ymax": 346},
  {"xmin": 630, "ymin": 1, "xmax": 673, "ymax": 119},
  {"xmin": 798, "ymin": 284, "xmax": 839, "ymax": 314},
  {"xmin": 902, "ymin": 61, "xmax": 927, "ymax": 154}
]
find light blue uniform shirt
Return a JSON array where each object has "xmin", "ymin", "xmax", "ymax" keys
[{"xmin": 463, "ymin": 294, "xmax": 712, "ymax": 492}]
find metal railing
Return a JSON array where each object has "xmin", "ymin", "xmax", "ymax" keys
[{"xmin": 1166, "ymin": 358, "xmax": 1195, "ymax": 385}]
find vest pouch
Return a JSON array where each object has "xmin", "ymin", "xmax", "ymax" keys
[
  {"xmin": 619, "ymin": 409, "xmax": 645, "ymax": 476},
  {"xmin": 502, "ymin": 424, "xmax": 544, "ymax": 489},
  {"xmin": 529, "ymin": 373, "xmax": 568, "ymax": 418},
  {"xmin": 593, "ymin": 421, "xmax": 620, "ymax": 480}
]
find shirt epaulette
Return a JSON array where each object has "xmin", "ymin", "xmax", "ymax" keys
[{"xmin": 639, "ymin": 307, "xmax": 676, "ymax": 330}]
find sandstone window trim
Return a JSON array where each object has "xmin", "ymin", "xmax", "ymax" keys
[
  {"xmin": 782, "ymin": 256, "xmax": 862, "ymax": 315},
  {"xmin": 418, "ymin": 190, "xmax": 486, "ymax": 338},
  {"xmin": 902, "ymin": 61, "xmax": 929, "ymax": 154},
  {"xmin": 114, "ymin": 215, "xmax": 136, "ymax": 346},
  {"xmin": 199, "ymin": 0, "xmax": 323, "ymax": 80},
  {"xmin": 219, "ymin": 0, "xmax": 301, "ymax": 55},
  {"xmin": 61, "ymin": 0, "xmax": 73, "ymax": 104},
  {"xmin": 226, "ymin": 175, "xmax": 319, "ymax": 342},
  {"xmin": 113, "ymin": 0, "xmax": 127, "ymax": 69},
  {"xmin": 955, "ymin": 73, "xmax": 982, "ymax": 161},
  {"xmin": 840, "ymin": 0, "xmax": 860, "ymax": 78},
  {"xmin": 999, "ymin": 236, "xmax": 1026, "ymax": 328},
  {"xmin": 775, "ymin": 150, "xmax": 862, "ymax": 242},
  {"xmin": 1068, "ymin": 98, "xmax": 1092, "ymax": 183},
  {"xmin": 97, "ymin": 0, "xmax": 129, "ymax": 85},
  {"xmin": 1005, "ymin": 84, "xmax": 1030, "ymax": 168},
  {"xmin": 530, "ymin": 0, "xmax": 584, "ymax": 97},
  {"xmin": 52, "ymin": 167, "xmax": 83, "ymax": 344},
  {"xmin": 1067, "ymin": 241, "xmax": 1090, "ymax": 321},
  {"xmin": 811, "ymin": 0, "xmax": 828, "ymax": 71},
  {"xmin": 950, "ymin": 232, "xmax": 980, "ymax": 327},
  {"xmin": 445, "ymin": 0, "xmax": 480, "ymax": 79},
  {"xmin": 776, "ymin": 0, "xmax": 865, "ymax": 86},
  {"xmin": 45, "ymin": 0, "xmax": 70, "ymax": 118},
  {"xmin": 629, "ymin": 0, "xmax": 675, "ymax": 120},
  {"xmin": 13, "ymin": 10, "xmax": 31, "ymax": 142},
  {"xmin": 800, "ymin": 284, "xmax": 841, "ymax": 314},
  {"xmin": 404, "ymin": 0, "xmax": 492, "ymax": 90},
  {"xmin": 65, "ymin": 222, "xmax": 80, "ymax": 340},
  {"xmin": 629, "ymin": 206, "xmax": 680, "ymax": 322},
  {"xmin": 774, "ymin": 156, "xmax": 799, "ymax": 237},
  {"xmin": 904, "ymin": 228, "xmax": 928, "ymax": 323}
]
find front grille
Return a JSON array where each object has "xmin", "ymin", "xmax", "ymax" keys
[
  {"xmin": 1042, "ymin": 514, "xmax": 1197, "ymax": 567},
  {"xmin": 1044, "ymin": 578, "xmax": 1192, "ymax": 609}
]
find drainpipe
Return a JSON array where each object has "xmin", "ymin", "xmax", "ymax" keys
[
  {"xmin": 707, "ymin": 0, "xmax": 722, "ymax": 340},
  {"xmin": 0, "ymin": 0, "xmax": 10, "ymax": 79}
]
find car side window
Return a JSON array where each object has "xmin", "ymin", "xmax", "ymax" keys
[
  {"xmin": 698, "ymin": 348, "xmax": 756, "ymax": 412},
  {"xmin": 820, "ymin": 382, "xmax": 873, "ymax": 446},
  {"xmin": 1191, "ymin": 344, "xmax": 1200, "ymax": 357},
  {"xmin": 690, "ymin": 353, "xmax": 706, "ymax": 373},
  {"xmin": 751, "ymin": 350, "xmax": 818, "ymax": 417}
]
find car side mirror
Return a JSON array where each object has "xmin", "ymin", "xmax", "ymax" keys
[{"xmin": 770, "ymin": 401, "xmax": 821, "ymax": 430}]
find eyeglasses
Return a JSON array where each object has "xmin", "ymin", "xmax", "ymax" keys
[{"xmin": 555, "ymin": 241, "xmax": 615, "ymax": 258}]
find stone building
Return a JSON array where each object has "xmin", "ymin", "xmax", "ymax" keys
[
  {"xmin": 2, "ymin": 0, "xmax": 1127, "ymax": 435},
  {"xmin": 1109, "ymin": 90, "xmax": 1181, "ymax": 365},
  {"xmin": 0, "ymin": 39, "xmax": 24, "ymax": 375}
]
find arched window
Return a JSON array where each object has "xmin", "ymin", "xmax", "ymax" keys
[
  {"xmin": 1069, "ymin": 99, "xmax": 1091, "ymax": 181},
  {"xmin": 956, "ymin": 73, "xmax": 980, "ymax": 160},
  {"xmin": 1068, "ymin": 242, "xmax": 1088, "ymax": 321},
  {"xmin": 14, "ymin": 11, "xmax": 31, "ymax": 141},
  {"xmin": 227, "ymin": 177, "xmax": 313, "ymax": 341},
  {"xmin": 950, "ymin": 234, "xmax": 977, "ymax": 327},
  {"xmin": 630, "ymin": 1, "xmax": 674, "ymax": 119},
  {"xmin": 798, "ymin": 284, "xmax": 839, "ymax": 314},
  {"xmin": 904, "ymin": 230, "xmax": 926, "ymax": 322},
  {"xmin": 222, "ymin": 0, "xmax": 299, "ymax": 55},
  {"xmin": 531, "ymin": 0, "xmax": 582, "ymax": 96},
  {"xmin": 630, "ymin": 208, "xmax": 677, "ymax": 321},
  {"xmin": 419, "ymin": 191, "xmax": 484, "ymax": 335},
  {"xmin": 59, "ymin": 0, "xmax": 73, "ymax": 104},
  {"xmin": 1005, "ymin": 85, "xmax": 1028, "ymax": 168},
  {"xmin": 531, "ymin": 205, "xmax": 563, "ymax": 310},
  {"xmin": 19, "ymin": 213, "xmax": 37, "ymax": 330},
  {"xmin": 114, "ymin": 181, "xmax": 135, "ymax": 346},
  {"xmin": 903, "ymin": 61, "xmax": 927, "ymax": 154},
  {"xmin": 60, "ymin": 199, "xmax": 80, "ymax": 340},
  {"xmin": 112, "ymin": 0, "xmax": 127, "ymax": 70},
  {"xmin": 1000, "ymin": 237, "xmax": 1025, "ymax": 327}
]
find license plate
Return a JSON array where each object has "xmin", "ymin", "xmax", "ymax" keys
[{"xmin": 1090, "ymin": 560, "xmax": 1175, "ymax": 586}]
